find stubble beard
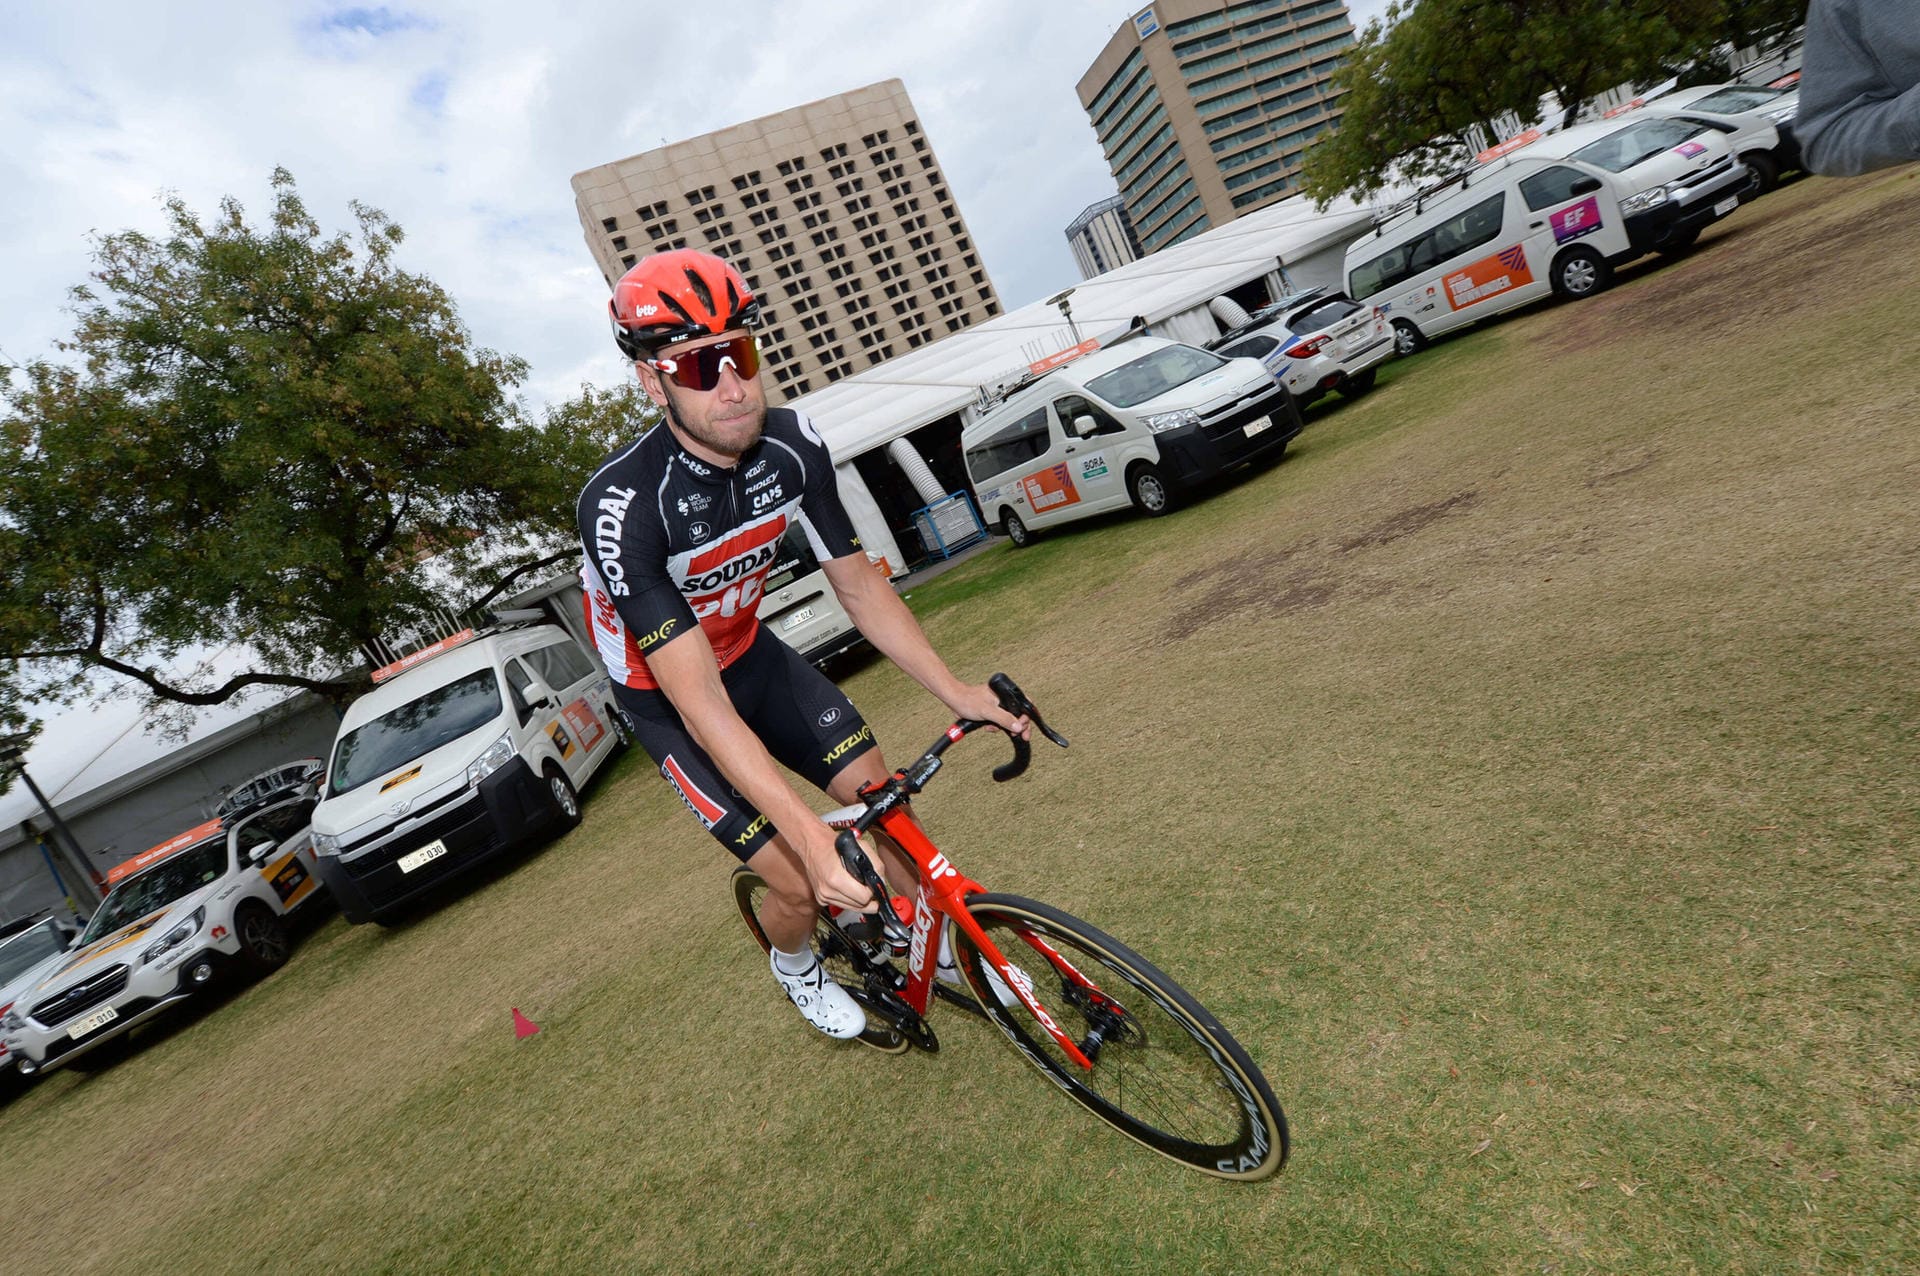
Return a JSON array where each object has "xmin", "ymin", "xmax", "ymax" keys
[{"xmin": 662, "ymin": 384, "xmax": 766, "ymax": 463}]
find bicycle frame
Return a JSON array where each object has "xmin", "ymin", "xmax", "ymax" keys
[{"xmin": 823, "ymin": 714, "xmax": 1108, "ymax": 1071}]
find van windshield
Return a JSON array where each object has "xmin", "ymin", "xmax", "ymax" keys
[
  {"xmin": 1685, "ymin": 85, "xmax": 1790, "ymax": 114},
  {"xmin": 330, "ymin": 668, "xmax": 503, "ymax": 795},
  {"xmin": 1084, "ymin": 345, "xmax": 1226, "ymax": 408},
  {"xmin": 1568, "ymin": 119, "xmax": 1711, "ymax": 171},
  {"xmin": 0, "ymin": 923, "xmax": 68, "ymax": 982}
]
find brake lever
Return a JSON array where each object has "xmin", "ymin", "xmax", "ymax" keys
[
  {"xmin": 833, "ymin": 829, "xmax": 907, "ymax": 932},
  {"xmin": 988, "ymin": 672, "xmax": 1070, "ymax": 749}
]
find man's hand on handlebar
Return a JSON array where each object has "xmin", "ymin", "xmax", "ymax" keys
[
  {"xmin": 944, "ymin": 681, "xmax": 1032, "ymax": 740},
  {"xmin": 797, "ymin": 822, "xmax": 877, "ymax": 913}
]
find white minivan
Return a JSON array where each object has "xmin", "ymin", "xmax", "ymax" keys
[
  {"xmin": 309, "ymin": 624, "xmax": 625, "ymax": 924},
  {"xmin": 1349, "ymin": 116, "xmax": 1755, "ymax": 356},
  {"xmin": 962, "ymin": 336, "xmax": 1302, "ymax": 547}
]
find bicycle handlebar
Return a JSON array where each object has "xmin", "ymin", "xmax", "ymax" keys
[{"xmin": 831, "ymin": 672, "xmax": 1067, "ymax": 919}]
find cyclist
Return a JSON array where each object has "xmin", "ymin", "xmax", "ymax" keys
[{"xmin": 577, "ymin": 249, "xmax": 1029, "ymax": 1040}]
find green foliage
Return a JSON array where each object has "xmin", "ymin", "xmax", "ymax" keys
[
  {"xmin": 0, "ymin": 170, "xmax": 649, "ymax": 716},
  {"xmin": 1303, "ymin": 0, "xmax": 1790, "ymax": 202}
]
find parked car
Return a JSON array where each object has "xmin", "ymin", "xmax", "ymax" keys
[
  {"xmin": 216, "ymin": 756, "xmax": 323, "ymax": 820},
  {"xmin": 309, "ymin": 624, "xmax": 625, "ymax": 924},
  {"xmin": 1211, "ymin": 288, "xmax": 1394, "ymax": 408},
  {"xmin": 1642, "ymin": 82, "xmax": 1802, "ymax": 191},
  {"xmin": 0, "ymin": 917, "xmax": 79, "ymax": 1081},
  {"xmin": 1, "ymin": 794, "xmax": 323, "ymax": 1076},
  {"xmin": 962, "ymin": 335, "xmax": 1302, "ymax": 547}
]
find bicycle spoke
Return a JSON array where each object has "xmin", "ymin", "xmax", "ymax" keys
[{"xmin": 957, "ymin": 894, "xmax": 1287, "ymax": 1180}]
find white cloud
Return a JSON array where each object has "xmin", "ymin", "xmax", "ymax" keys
[{"xmin": 0, "ymin": 0, "xmax": 1209, "ymax": 408}]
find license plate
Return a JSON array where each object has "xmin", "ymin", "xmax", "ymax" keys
[
  {"xmin": 1245, "ymin": 416, "xmax": 1273, "ymax": 437},
  {"xmin": 781, "ymin": 606, "xmax": 815, "ymax": 631},
  {"xmin": 1713, "ymin": 196, "xmax": 1738, "ymax": 216},
  {"xmin": 69, "ymin": 1005, "xmax": 119, "ymax": 1039},
  {"xmin": 398, "ymin": 840, "xmax": 448, "ymax": 873}
]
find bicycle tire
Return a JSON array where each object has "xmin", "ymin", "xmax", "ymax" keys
[
  {"xmin": 730, "ymin": 866, "xmax": 908, "ymax": 1054},
  {"xmin": 951, "ymin": 893, "xmax": 1288, "ymax": 1180}
]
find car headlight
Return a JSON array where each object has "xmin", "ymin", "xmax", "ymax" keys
[
  {"xmin": 311, "ymin": 830, "xmax": 341, "ymax": 854},
  {"xmin": 1619, "ymin": 185, "xmax": 1670, "ymax": 216},
  {"xmin": 1, "ymin": 1006, "xmax": 22, "ymax": 1032},
  {"xmin": 466, "ymin": 733, "xmax": 516, "ymax": 787},
  {"xmin": 1144, "ymin": 408, "xmax": 1201, "ymax": 434},
  {"xmin": 141, "ymin": 907, "xmax": 206, "ymax": 966}
]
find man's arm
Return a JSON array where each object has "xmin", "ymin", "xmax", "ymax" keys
[
  {"xmin": 646, "ymin": 626, "xmax": 875, "ymax": 911},
  {"xmin": 1797, "ymin": 0, "xmax": 1920, "ymax": 176},
  {"xmin": 821, "ymin": 553, "xmax": 1031, "ymax": 738}
]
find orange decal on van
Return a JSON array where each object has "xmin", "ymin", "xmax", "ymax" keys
[
  {"xmin": 1020, "ymin": 464, "xmax": 1081, "ymax": 513},
  {"xmin": 1444, "ymin": 246, "xmax": 1533, "ymax": 311}
]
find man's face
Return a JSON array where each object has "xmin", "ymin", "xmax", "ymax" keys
[{"xmin": 637, "ymin": 329, "xmax": 767, "ymax": 464}]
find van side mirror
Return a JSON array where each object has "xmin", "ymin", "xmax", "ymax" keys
[
  {"xmin": 247, "ymin": 842, "xmax": 276, "ymax": 865},
  {"xmin": 1569, "ymin": 175, "xmax": 1602, "ymax": 195},
  {"xmin": 1071, "ymin": 414, "xmax": 1097, "ymax": 438}
]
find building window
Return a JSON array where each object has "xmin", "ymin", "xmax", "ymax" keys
[{"xmin": 601, "ymin": 216, "xmax": 619, "ymax": 232}]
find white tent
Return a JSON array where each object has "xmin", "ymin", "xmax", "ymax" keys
[{"xmin": 784, "ymin": 191, "xmax": 1387, "ymax": 565}]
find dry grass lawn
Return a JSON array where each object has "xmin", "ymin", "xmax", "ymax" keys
[{"xmin": 2, "ymin": 166, "xmax": 1916, "ymax": 1274}]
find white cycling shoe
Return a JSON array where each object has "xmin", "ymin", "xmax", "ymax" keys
[{"xmin": 770, "ymin": 949, "xmax": 866, "ymax": 1039}]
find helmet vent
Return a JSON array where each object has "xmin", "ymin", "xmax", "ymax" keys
[{"xmin": 683, "ymin": 267, "xmax": 716, "ymax": 316}]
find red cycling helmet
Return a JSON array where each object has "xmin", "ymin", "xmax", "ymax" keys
[{"xmin": 609, "ymin": 249, "xmax": 762, "ymax": 359}]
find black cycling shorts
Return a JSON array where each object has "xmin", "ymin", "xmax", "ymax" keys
[{"xmin": 611, "ymin": 624, "xmax": 879, "ymax": 862}]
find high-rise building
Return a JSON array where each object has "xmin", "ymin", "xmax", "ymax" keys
[
  {"xmin": 571, "ymin": 80, "xmax": 1002, "ymax": 398},
  {"xmin": 1076, "ymin": 1, "xmax": 1357, "ymax": 254},
  {"xmin": 1065, "ymin": 194, "xmax": 1144, "ymax": 279}
]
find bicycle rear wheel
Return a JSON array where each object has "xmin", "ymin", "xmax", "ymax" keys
[
  {"xmin": 731, "ymin": 866, "xmax": 908, "ymax": 1053},
  {"xmin": 950, "ymin": 893, "xmax": 1288, "ymax": 1180}
]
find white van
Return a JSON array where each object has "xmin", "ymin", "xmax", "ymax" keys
[
  {"xmin": 961, "ymin": 336, "xmax": 1302, "ymax": 547},
  {"xmin": 309, "ymin": 624, "xmax": 624, "ymax": 924},
  {"xmin": 1348, "ymin": 116, "xmax": 1755, "ymax": 356}
]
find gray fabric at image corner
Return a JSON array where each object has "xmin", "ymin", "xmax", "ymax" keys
[{"xmin": 1796, "ymin": 0, "xmax": 1920, "ymax": 175}]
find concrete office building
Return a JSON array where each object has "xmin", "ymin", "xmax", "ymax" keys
[
  {"xmin": 1065, "ymin": 194, "xmax": 1144, "ymax": 279},
  {"xmin": 1077, "ymin": 1, "xmax": 1357, "ymax": 254},
  {"xmin": 571, "ymin": 80, "xmax": 1003, "ymax": 399}
]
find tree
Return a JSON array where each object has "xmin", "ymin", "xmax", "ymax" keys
[
  {"xmin": 0, "ymin": 169, "xmax": 648, "ymax": 721},
  {"xmin": 1303, "ymin": 0, "xmax": 1749, "ymax": 202}
]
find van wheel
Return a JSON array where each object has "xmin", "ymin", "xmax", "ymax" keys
[
  {"xmin": 1001, "ymin": 510, "xmax": 1034, "ymax": 548},
  {"xmin": 544, "ymin": 767, "xmax": 582, "ymax": 830},
  {"xmin": 1551, "ymin": 246, "xmax": 1611, "ymax": 299},
  {"xmin": 1390, "ymin": 320, "xmax": 1426, "ymax": 357},
  {"xmin": 1128, "ymin": 463, "xmax": 1175, "ymax": 517},
  {"xmin": 604, "ymin": 703, "xmax": 632, "ymax": 751},
  {"xmin": 1741, "ymin": 151, "xmax": 1778, "ymax": 198}
]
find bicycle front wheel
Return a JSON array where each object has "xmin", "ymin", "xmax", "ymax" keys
[{"xmin": 951, "ymin": 893, "xmax": 1288, "ymax": 1180}]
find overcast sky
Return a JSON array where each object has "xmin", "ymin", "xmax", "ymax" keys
[
  {"xmin": 0, "ymin": 0, "xmax": 1393, "ymax": 808},
  {"xmin": 2, "ymin": 0, "xmax": 1392, "ymax": 411}
]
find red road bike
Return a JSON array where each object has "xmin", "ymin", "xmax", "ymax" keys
[{"xmin": 734, "ymin": 675, "xmax": 1288, "ymax": 1181}]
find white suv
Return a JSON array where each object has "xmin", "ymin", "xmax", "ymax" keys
[
  {"xmin": 2, "ymin": 795, "xmax": 323, "ymax": 1076},
  {"xmin": 1212, "ymin": 289, "xmax": 1394, "ymax": 409}
]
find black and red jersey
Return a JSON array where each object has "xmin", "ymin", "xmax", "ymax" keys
[{"xmin": 576, "ymin": 407, "xmax": 862, "ymax": 690}]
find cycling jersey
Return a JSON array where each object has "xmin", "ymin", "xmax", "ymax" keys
[{"xmin": 576, "ymin": 407, "xmax": 862, "ymax": 690}]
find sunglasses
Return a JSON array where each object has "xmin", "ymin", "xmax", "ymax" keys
[{"xmin": 648, "ymin": 335, "xmax": 760, "ymax": 391}]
